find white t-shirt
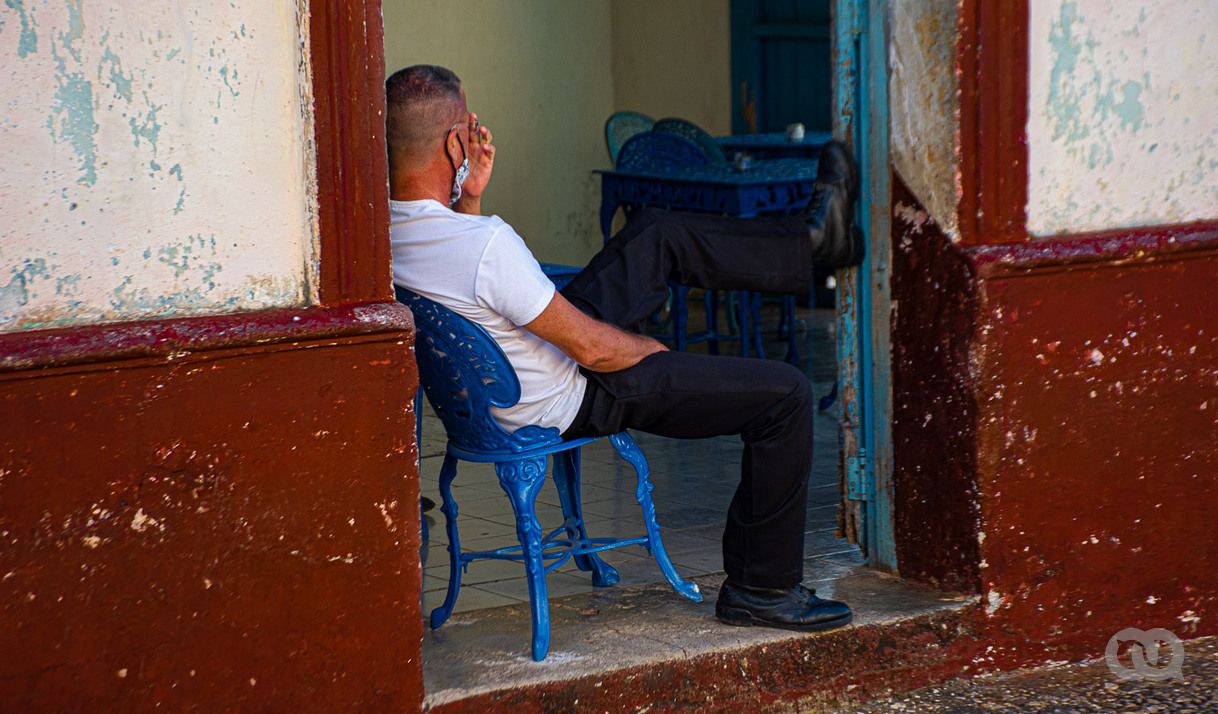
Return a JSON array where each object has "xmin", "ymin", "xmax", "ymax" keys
[{"xmin": 390, "ymin": 199, "xmax": 587, "ymax": 433}]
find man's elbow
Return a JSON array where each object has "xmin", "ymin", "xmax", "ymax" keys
[
  {"xmin": 570, "ymin": 344, "xmax": 615, "ymax": 372},
  {"xmin": 561, "ymin": 336, "xmax": 622, "ymax": 372}
]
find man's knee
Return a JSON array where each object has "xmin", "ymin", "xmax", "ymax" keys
[
  {"xmin": 625, "ymin": 207, "xmax": 691, "ymax": 239},
  {"xmin": 785, "ymin": 365, "xmax": 815, "ymax": 410},
  {"xmin": 631, "ymin": 207, "xmax": 670, "ymax": 228},
  {"xmin": 761, "ymin": 362, "xmax": 814, "ymax": 414}
]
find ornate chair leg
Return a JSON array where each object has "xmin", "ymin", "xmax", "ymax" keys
[
  {"xmin": 705, "ymin": 290, "xmax": 720, "ymax": 355},
  {"xmin": 750, "ymin": 291, "xmax": 766, "ymax": 358},
  {"xmin": 673, "ymin": 285, "xmax": 689, "ymax": 352},
  {"xmin": 738, "ymin": 292, "xmax": 751, "ymax": 358},
  {"xmin": 783, "ymin": 295, "xmax": 800, "ymax": 365},
  {"xmin": 430, "ymin": 454, "xmax": 463, "ymax": 629},
  {"xmin": 496, "ymin": 457, "xmax": 553, "ymax": 661},
  {"xmin": 553, "ymin": 449, "xmax": 620, "ymax": 587},
  {"xmin": 608, "ymin": 433, "xmax": 702, "ymax": 603}
]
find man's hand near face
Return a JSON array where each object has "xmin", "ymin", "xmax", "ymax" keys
[{"xmin": 454, "ymin": 112, "xmax": 494, "ymax": 215}]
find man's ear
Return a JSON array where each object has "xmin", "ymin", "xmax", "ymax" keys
[{"xmin": 444, "ymin": 126, "xmax": 462, "ymax": 168}]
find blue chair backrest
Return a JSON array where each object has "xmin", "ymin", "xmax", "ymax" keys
[
  {"xmin": 615, "ymin": 131, "xmax": 710, "ymax": 173},
  {"xmin": 653, "ymin": 117, "xmax": 727, "ymax": 163},
  {"xmin": 396, "ymin": 287, "xmax": 563, "ymax": 455},
  {"xmin": 605, "ymin": 111, "xmax": 656, "ymax": 164},
  {"xmin": 539, "ymin": 262, "xmax": 582, "ymax": 292}
]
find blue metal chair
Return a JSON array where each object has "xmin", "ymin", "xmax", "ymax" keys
[
  {"xmin": 615, "ymin": 130, "xmax": 710, "ymax": 172},
  {"xmin": 653, "ymin": 117, "xmax": 728, "ymax": 164},
  {"xmin": 604, "ymin": 110, "xmax": 655, "ymax": 164},
  {"xmin": 397, "ymin": 287, "xmax": 702, "ymax": 661},
  {"xmin": 538, "ymin": 261, "xmax": 581, "ymax": 291}
]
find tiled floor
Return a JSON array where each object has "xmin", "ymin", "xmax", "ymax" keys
[{"xmin": 417, "ymin": 296, "xmax": 861, "ymax": 615}]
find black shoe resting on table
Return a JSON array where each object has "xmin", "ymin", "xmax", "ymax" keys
[
  {"xmin": 804, "ymin": 140, "xmax": 864, "ymax": 269},
  {"xmin": 715, "ymin": 580, "xmax": 854, "ymax": 632}
]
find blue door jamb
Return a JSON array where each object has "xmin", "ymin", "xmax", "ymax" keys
[{"xmin": 833, "ymin": 0, "xmax": 897, "ymax": 572}]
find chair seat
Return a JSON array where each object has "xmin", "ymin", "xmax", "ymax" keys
[{"xmin": 445, "ymin": 435, "xmax": 600, "ymax": 463}]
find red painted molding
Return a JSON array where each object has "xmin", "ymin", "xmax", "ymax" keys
[
  {"xmin": 0, "ymin": 301, "xmax": 412, "ymax": 374},
  {"xmin": 957, "ymin": 0, "xmax": 1029, "ymax": 246},
  {"xmin": 967, "ymin": 221, "xmax": 1218, "ymax": 279},
  {"xmin": 310, "ymin": 1, "xmax": 392, "ymax": 305}
]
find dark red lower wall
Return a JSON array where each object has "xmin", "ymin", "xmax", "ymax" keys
[
  {"xmin": 892, "ymin": 172, "xmax": 1218, "ymax": 661},
  {"xmin": 0, "ymin": 316, "xmax": 421, "ymax": 711},
  {"xmin": 973, "ymin": 237, "xmax": 1218, "ymax": 661},
  {"xmin": 891, "ymin": 176, "xmax": 983, "ymax": 593}
]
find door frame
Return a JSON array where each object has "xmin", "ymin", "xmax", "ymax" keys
[{"xmin": 832, "ymin": 0, "xmax": 896, "ymax": 571}]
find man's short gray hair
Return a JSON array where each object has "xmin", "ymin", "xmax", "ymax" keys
[{"xmin": 385, "ymin": 65, "xmax": 465, "ymax": 170}]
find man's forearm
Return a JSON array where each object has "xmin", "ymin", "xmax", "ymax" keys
[
  {"xmin": 578, "ymin": 325, "xmax": 666, "ymax": 373},
  {"xmin": 525, "ymin": 292, "xmax": 668, "ymax": 373}
]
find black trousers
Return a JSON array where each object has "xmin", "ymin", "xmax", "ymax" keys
[{"xmin": 560, "ymin": 208, "xmax": 815, "ymax": 589}]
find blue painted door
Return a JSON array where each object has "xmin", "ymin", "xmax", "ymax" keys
[
  {"xmin": 833, "ymin": 0, "xmax": 896, "ymax": 571},
  {"xmin": 730, "ymin": 0, "xmax": 833, "ymax": 135}
]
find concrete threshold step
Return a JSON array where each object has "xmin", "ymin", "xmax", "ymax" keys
[{"xmin": 423, "ymin": 566, "xmax": 977, "ymax": 712}]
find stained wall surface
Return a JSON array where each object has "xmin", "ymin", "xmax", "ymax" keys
[
  {"xmin": 1028, "ymin": 0, "xmax": 1218, "ymax": 236},
  {"xmin": 0, "ymin": 1, "xmax": 316, "ymax": 333},
  {"xmin": 611, "ymin": 0, "xmax": 732, "ymax": 137},
  {"xmin": 888, "ymin": 0, "xmax": 959, "ymax": 240},
  {"xmin": 0, "ymin": 328, "xmax": 422, "ymax": 710}
]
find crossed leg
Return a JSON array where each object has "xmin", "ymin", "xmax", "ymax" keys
[{"xmin": 560, "ymin": 208, "xmax": 815, "ymax": 588}]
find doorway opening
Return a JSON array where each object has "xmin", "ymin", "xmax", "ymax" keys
[{"xmin": 386, "ymin": 0, "xmax": 904, "ymax": 701}]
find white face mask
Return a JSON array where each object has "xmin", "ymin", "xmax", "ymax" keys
[
  {"xmin": 450, "ymin": 155, "xmax": 469, "ymax": 207},
  {"xmin": 448, "ymin": 124, "xmax": 470, "ymax": 207}
]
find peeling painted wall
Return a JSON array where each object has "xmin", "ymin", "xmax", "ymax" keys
[
  {"xmin": 889, "ymin": 0, "xmax": 959, "ymax": 240},
  {"xmin": 1028, "ymin": 1, "xmax": 1218, "ymax": 236},
  {"xmin": 0, "ymin": 1, "xmax": 316, "ymax": 333}
]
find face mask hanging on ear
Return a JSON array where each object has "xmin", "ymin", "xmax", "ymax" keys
[
  {"xmin": 448, "ymin": 123, "xmax": 470, "ymax": 207},
  {"xmin": 449, "ymin": 156, "xmax": 470, "ymax": 207}
]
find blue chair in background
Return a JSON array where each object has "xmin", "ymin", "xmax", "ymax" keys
[
  {"xmin": 397, "ymin": 287, "xmax": 702, "ymax": 662},
  {"xmin": 538, "ymin": 261, "xmax": 582, "ymax": 291},
  {"xmin": 615, "ymin": 129, "xmax": 710, "ymax": 173},
  {"xmin": 604, "ymin": 110, "xmax": 655, "ymax": 164},
  {"xmin": 653, "ymin": 117, "xmax": 728, "ymax": 164}
]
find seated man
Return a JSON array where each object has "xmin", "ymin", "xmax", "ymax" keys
[{"xmin": 388, "ymin": 65, "xmax": 863, "ymax": 632}]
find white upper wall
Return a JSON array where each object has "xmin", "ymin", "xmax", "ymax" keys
[
  {"xmin": 0, "ymin": 1, "xmax": 315, "ymax": 333},
  {"xmin": 1028, "ymin": 0, "xmax": 1218, "ymax": 236}
]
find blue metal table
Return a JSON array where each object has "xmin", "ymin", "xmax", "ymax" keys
[
  {"xmin": 596, "ymin": 158, "xmax": 819, "ymax": 360},
  {"xmin": 596, "ymin": 158, "xmax": 818, "ymax": 240},
  {"xmin": 717, "ymin": 131, "xmax": 833, "ymax": 160}
]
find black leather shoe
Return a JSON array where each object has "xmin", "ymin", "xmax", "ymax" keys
[
  {"xmin": 814, "ymin": 140, "xmax": 859, "ymax": 204},
  {"xmin": 804, "ymin": 140, "xmax": 864, "ymax": 268},
  {"xmin": 715, "ymin": 581, "xmax": 854, "ymax": 632}
]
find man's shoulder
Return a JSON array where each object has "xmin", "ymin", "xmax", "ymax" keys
[{"xmin": 392, "ymin": 199, "xmax": 506, "ymax": 227}]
